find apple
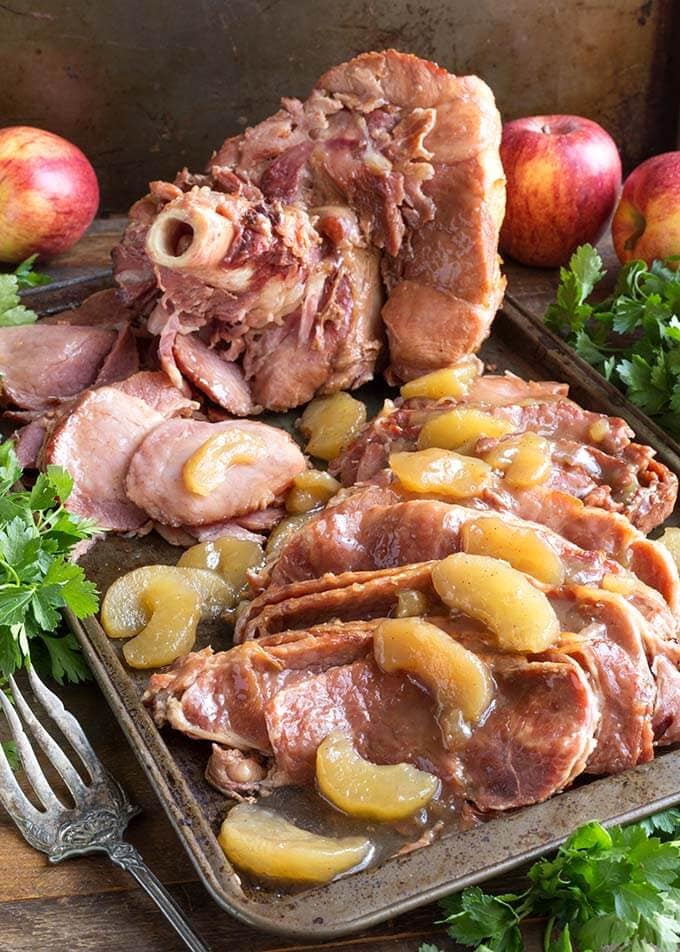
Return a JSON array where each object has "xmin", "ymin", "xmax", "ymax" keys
[
  {"xmin": 612, "ymin": 152, "xmax": 680, "ymax": 266},
  {"xmin": 0, "ymin": 126, "xmax": 99, "ymax": 263},
  {"xmin": 500, "ymin": 115, "xmax": 622, "ymax": 268}
]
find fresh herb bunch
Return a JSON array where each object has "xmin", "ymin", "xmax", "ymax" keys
[
  {"xmin": 545, "ymin": 245, "xmax": 680, "ymax": 437},
  {"xmin": 0, "ymin": 254, "xmax": 51, "ymax": 327},
  {"xmin": 0, "ymin": 440, "xmax": 99, "ymax": 684},
  {"xmin": 419, "ymin": 809, "xmax": 680, "ymax": 952}
]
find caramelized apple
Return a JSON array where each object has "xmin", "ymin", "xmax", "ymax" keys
[
  {"xmin": 461, "ymin": 516, "xmax": 565, "ymax": 585},
  {"xmin": 389, "ymin": 448, "xmax": 494, "ymax": 498},
  {"xmin": 658, "ymin": 527, "xmax": 680, "ymax": 573},
  {"xmin": 266, "ymin": 511, "xmax": 317, "ymax": 558},
  {"xmin": 286, "ymin": 470, "xmax": 341, "ymax": 513},
  {"xmin": 374, "ymin": 618, "xmax": 494, "ymax": 735},
  {"xmin": 482, "ymin": 433, "xmax": 551, "ymax": 488},
  {"xmin": 316, "ymin": 731, "xmax": 439, "ymax": 821},
  {"xmin": 101, "ymin": 564, "xmax": 233, "ymax": 638},
  {"xmin": 178, "ymin": 536, "xmax": 264, "ymax": 595},
  {"xmin": 299, "ymin": 392, "xmax": 367, "ymax": 461},
  {"xmin": 218, "ymin": 802, "xmax": 372, "ymax": 883},
  {"xmin": 394, "ymin": 588, "xmax": 430, "ymax": 617},
  {"xmin": 183, "ymin": 429, "xmax": 267, "ymax": 496},
  {"xmin": 431, "ymin": 553, "xmax": 560, "ymax": 653},
  {"xmin": 122, "ymin": 577, "xmax": 201, "ymax": 669},
  {"xmin": 418, "ymin": 408, "xmax": 513, "ymax": 453},
  {"xmin": 400, "ymin": 356, "xmax": 480, "ymax": 400}
]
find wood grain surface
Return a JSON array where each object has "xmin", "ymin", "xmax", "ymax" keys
[{"xmin": 0, "ymin": 222, "xmax": 580, "ymax": 951}]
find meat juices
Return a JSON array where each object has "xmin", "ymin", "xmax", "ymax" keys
[{"xmin": 113, "ymin": 50, "xmax": 505, "ymax": 411}]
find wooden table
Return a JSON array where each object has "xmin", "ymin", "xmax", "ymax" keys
[{"xmin": 0, "ymin": 220, "xmax": 581, "ymax": 951}]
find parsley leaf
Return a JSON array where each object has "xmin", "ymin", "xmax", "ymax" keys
[
  {"xmin": 545, "ymin": 246, "xmax": 680, "ymax": 437},
  {"xmin": 0, "ymin": 256, "xmax": 49, "ymax": 328},
  {"xmin": 0, "ymin": 441, "xmax": 99, "ymax": 683},
  {"xmin": 438, "ymin": 811, "xmax": 680, "ymax": 952}
]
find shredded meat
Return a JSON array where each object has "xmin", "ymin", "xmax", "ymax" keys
[{"xmin": 112, "ymin": 50, "xmax": 504, "ymax": 411}]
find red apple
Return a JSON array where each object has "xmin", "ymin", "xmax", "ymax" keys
[
  {"xmin": 612, "ymin": 152, "xmax": 680, "ymax": 266},
  {"xmin": 500, "ymin": 115, "xmax": 622, "ymax": 268},
  {"xmin": 0, "ymin": 126, "xmax": 99, "ymax": 263}
]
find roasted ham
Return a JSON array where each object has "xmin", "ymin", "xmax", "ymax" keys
[
  {"xmin": 112, "ymin": 50, "xmax": 505, "ymax": 411},
  {"xmin": 144, "ymin": 622, "xmax": 598, "ymax": 812},
  {"xmin": 331, "ymin": 382, "xmax": 677, "ymax": 534},
  {"xmin": 125, "ymin": 418, "xmax": 306, "ymax": 527}
]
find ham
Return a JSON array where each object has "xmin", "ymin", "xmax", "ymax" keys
[
  {"xmin": 125, "ymin": 418, "xmax": 306, "ymax": 527},
  {"xmin": 0, "ymin": 325, "xmax": 116, "ymax": 410},
  {"xmin": 43, "ymin": 387, "xmax": 165, "ymax": 531},
  {"xmin": 112, "ymin": 50, "xmax": 505, "ymax": 411},
  {"xmin": 144, "ymin": 621, "xmax": 599, "ymax": 811},
  {"xmin": 173, "ymin": 333, "xmax": 254, "ymax": 416}
]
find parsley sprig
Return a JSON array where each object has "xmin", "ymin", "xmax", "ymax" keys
[
  {"xmin": 545, "ymin": 245, "xmax": 680, "ymax": 437},
  {"xmin": 420, "ymin": 809, "xmax": 680, "ymax": 952},
  {"xmin": 0, "ymin": 254, "xmax": 50, "ymax": 327},
  {"xmin": 0, "ymin": 440, "xmax": 99, "ymax": 684}
]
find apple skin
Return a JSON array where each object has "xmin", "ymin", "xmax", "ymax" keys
[
  {"xmin": 0, "ymin": 126, "xmax": 99, "ymax": 263},
  {"xmin": 500, "ymin": 115, "xmax": 622, "ymax": 268},
  {"xmin": 612, "ymin": 152, "xmax": 680, "ymax": 266}
]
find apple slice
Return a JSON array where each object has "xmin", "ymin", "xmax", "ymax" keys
[
  {"xmin": 431, "ymin": 553, "xmax": 560, "ymax": 653},
  {"xmin": 218, "ymin": 803, "xmax": 372, "ymax": 883},
  {"xmin": 316, "ymin": 731, "xmax": 439, "ymax": 821}
]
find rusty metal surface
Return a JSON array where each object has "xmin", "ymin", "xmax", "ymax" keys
[
  {"xmin": 27, "ymin": 273, "xmax": 676, "ymax": 937},
  {"xmin": 1, "ymin": 0, "xmax": 678, "ymax": 212}
]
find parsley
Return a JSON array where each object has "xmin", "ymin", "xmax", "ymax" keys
[
  {"xmin": 424, "ymin": 808, "xmax": 680, "ymax": 952},
  {"xmin": 0, "ymin": 254, "xmax": 50, "ymax": 327},
  {"xmin": 0, "ymin": 440, "xmax": 99, "ymax": 684},
  {"xmin": 545, "ymin": 245, "xmax": 680, "ymax": 437}
]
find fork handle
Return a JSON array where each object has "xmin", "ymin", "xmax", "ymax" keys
[{"xmin": 108, "ymin": 841, "xmax": 211, "ymax": 952}]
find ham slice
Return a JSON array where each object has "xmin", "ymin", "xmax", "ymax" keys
[
  {"xmin": 0, "ymin": 325, "xmax": 116, "ymax": 410},
  {"xmin": 125, "ymin": 418, "xmax": 306, "ymax": 527},
  {"xmin": 173, "ymin": 333, "xmax": 254, "ymax": 416},
  {"xmin": 145, "ymin": 621, "xmax": 598, "ymax": 811},
  {"xmin": 43, "ymin": 387, "xmax": 164, "ymax": 531}
]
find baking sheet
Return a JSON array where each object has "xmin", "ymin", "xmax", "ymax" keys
[{"xmin": 57, "ymin": 294, "xmax": 680, "ymax": 938}]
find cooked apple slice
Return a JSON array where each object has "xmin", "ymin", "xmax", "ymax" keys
[
  {"xmin": 178, "ymin": 536, "xmax": 264, "ymax": 595},
  {"xmin": 286, "ymin": 470, "xmax": 341, "ymax": 513},
  {"xmin": 418, "ymin": 408, "xmax": 513, "ymax": 452},
  {"xmin": 389, "ymin": 448, "xmax": 494, "ymax": 498},
  {"xmin": 374, "ymin": 618, "xmax": 494, "ymax": 741},
  {"xmin": 316, "ymin": 731, "xmax": 439, "ymax": 821},
  {"xmin": 658, "ymin": 527, "xmax": 680, "ymax": 573},
  {"xmin": 122, "ymin": 577, "xmax": 201, "ymax": 669},
  {"xmin": 461, "ymin": 516, "xmax": 565, "ymax": 585},
  {"xmin": 218, "ymin": 802, "xmax": 372, "ymax": 883},
  {"xmin": 431, "ymin": 553, "xmax": 560, "ymax": 653},
  {"xmin": 300, "ymin": 392, "xmax": 367, "ymax": 461},
  {"xmin": 482, "ymin": 433, "xmax": 551, "ymax": 488},
  {"xmin": 101, "ymin": 564, "xmax": 233, "ymax": 638},
  {"xmin": 265, "ymin": 511, "xmax": 317, "ymax": 558},
  {"xmin": 400, "ymin": 355, "xmax": 480, "ymax": 400},
  {"xmin": 182, "ymin": 429, "xmax": 267, "ymax": 496}
]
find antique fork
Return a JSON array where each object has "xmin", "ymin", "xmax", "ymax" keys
[{"xmin": 0, "ymin": 667, "xmax": 210, "ymax": 952}]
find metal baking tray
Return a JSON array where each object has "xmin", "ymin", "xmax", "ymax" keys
[{"xmin": 43, "ymin": 280, "xmax": 680, "ymax": 939}]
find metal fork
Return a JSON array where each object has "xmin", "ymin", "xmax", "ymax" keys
[{"xmin": 0, "ymin": 667, "xmax": 210, "ymax": 952}]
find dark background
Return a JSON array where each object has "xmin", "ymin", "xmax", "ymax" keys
[{"xmin": 2, "ymin": 0, "xmax": 679, "ymax": 213}]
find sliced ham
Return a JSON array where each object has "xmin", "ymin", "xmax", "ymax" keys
[
  {"xmin": 93, "ymin": 325, "xmax": 139, "ymax": 387},
  {"xmin": 113, "ymin": 371, "xmax": 198, "ymax": 417},
  {"xmin": 145, "ymin": 620, "xmax": 598, "ymax": 811},
  {"xmin": 41, "ymin": 288, "xmax": 137, "ymax": 328},
  {"xmin": 0, "ymin": 325, "xmax": 116, "ymax": 410},
  {"xmin": 125, "ymin": 418, "xmax": 306, "ymax": 527},
  {"xmin": 43, "ymin": 387, "xmax": 165, "ymax": 531},
  {"xmin": 173, "ymin": 333, "xmax": 254, "ymax": 416}
]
